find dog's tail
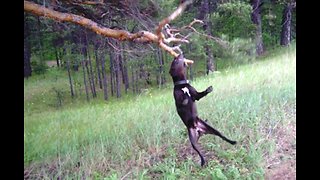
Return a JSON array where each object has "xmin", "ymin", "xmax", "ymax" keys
[{"xmin": 196, "ymin": 117, "xmax": 237, "ymax": 145}]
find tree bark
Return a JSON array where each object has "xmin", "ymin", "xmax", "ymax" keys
[
  {"xmin": 205, "ymin": 20, "xmax": 215, "ymax": 74},
  {"xmin": 86, "ymin": 35, "xmax": 97, "ymax": 98},
  {"xmin": 280, "ymin": 3, "xmax": 294, "ymax": 46},
  {"xmin": 54, "ymin": 47, "xmax": 60, "ymax": 67},
  {"xmin": 94, "ymin": 43, "xmax": 103, "ymax": 89},
  {"xmin": 120, "ymin": 43, "xmax": 129, "ymax": 93},
  {"xmin": 114, "ymin": 42, "xmax": 121, "ymax": 98},
  {"xmin": 66, "ymin": 59, "xmax": 75, "ymax": 98},
  {"xmin": 156, "ymin": 48, "xmax": 165, "ymax": 86},
  {"xmin": 100, "ymin": 49, "xmax": 109, "ymax": 101},
  {"xmin": 24, "ymin": 14, "xmax": 32, "ymax": 77},
  {"xmin": 198, "ymin": 0, "xmax": 215, "ymax": 74},
  {"xmin": 108, "ymin": 43, "xmax": 115, "ymax": 97},
  {"xmin": 37, "ymin": 17, "xmax": 45, "ymax": 62},
  {"xmin": 81, "ymin": 60, "xmax": 90, "ymax": 102},
  {"xmin": 131, "ymin": 67, "xmax": 135, "ymax": 94},
  {"xmin": 135, "ymin": 69, "xmax": 139, "ymax": 93},
  {"xmin": 251, "ymin": 0, "xmax": 264, "ymax": 56}
]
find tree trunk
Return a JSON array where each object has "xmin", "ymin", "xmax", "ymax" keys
[
  {"xmin": 24, "ymin": 43, "xmax": 32, "ymax": 78},
  {"xmin": 280, "ymin": 3, "xmax": 293, "ymax": 46},
  {"xmin": 87, "ymin": 50, "xmax": 97, "ymax": 98},
  {"xmin": 156, "ymin": 48, "xmax": 165, "ymax": 86},
  {"xmin": 24, "ymin": 14, "xmax": 32, "ymax": 78},
  {"xmin": 188, "ymin": 44, "xmax": 194, "ymax": 81},
  {"xmin": 198, "ymin": 0, "xmax": 215, "ymax": 74},
  {"xmin": 94, "ymin": 43, "xmax": 103, "ymax": 89},
  {"xmin": 55, "ymin": 47, "xmax": 60, "ymax": 67},
  {"xmin": 37, "ymin": 17, "xmax": 45, "ymax": 62},
  {"xmin": 100, "ymin": 49, "xmax": 109, "ymax": 101},
  {"xmin": 205, "ymin": 44, "xmax": 214, "ymax": 74},
  {"xmin": 114, "ymin": 42, "xmax": 121, "ymax": 98},
  {"xmin": 108, "ymin": 44, "xmax": 115, "ymax": 97},
  {"xmin": 120, "ymin": 45, "xmax": 129, "ymax": 93},
  {"xmin": 251, "ymin": 0, "xmax": 264, "ymax": 56},
  {"xmin": 81, "ymin": 60, "xmax": 90, "ymax": 101},
  {"xmin": 135, "ymin": 69, "xmax": 139, "ymax": 93},
  {"xmin": 205, "ymin": 20, "xmax": 215, "ymax": 74},
  {"xmin": 85, "ymin": 34, "xmax": 97, "ymax": 98},
  {"xmin": 66, "ymin": 59, "xmax": 75, "ymax": 98},
  {"xmin": 131, "ymin": 66, "xmax": 135, "ymax": 94}
]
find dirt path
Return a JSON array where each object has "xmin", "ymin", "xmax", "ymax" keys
[{"xmin": 265, "ymin": 106, "xmax": 296, "ymax": 180}]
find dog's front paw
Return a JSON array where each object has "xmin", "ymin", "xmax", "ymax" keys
[{"xmin": 206, "ymin": 86, "xmax": 213, "ymax": 93}]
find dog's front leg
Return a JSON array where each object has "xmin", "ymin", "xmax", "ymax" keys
[{"xmin": 189, "ymin": 86, "xmax": 213, "ymax": 101}]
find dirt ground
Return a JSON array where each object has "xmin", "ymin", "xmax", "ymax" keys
[{"xmin": 264, "ymin": 107, "xmax": 296, "ymax": 180}]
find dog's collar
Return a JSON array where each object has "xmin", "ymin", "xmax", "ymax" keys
[{"xmin": 174, "ymin": 79, "xmax": 189, "ymax": 86}]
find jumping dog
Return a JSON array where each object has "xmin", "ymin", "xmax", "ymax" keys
[{"xmin": 169, "ymin": 53, "xmax": 237, "ymax": 166}]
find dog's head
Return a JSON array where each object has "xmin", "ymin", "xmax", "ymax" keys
[{"xmin": 169, "ymin": 54, "xmax": 193, "ymax": 82}]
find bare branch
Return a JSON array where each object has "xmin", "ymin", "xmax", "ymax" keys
[
  {"xmin": 24, "ymin": 0, "xmax": 194, "ymax": 63},
  {"xmin": 156, "ymin": 0, "xmax": 193, "ymax": 41},
  {"xmin": 181, "ymin": 19, "xmax": 229, "ymax": 48}
]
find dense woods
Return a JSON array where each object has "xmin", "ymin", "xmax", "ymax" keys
[{"xmin": 24, "ymin": 0, "xmax": 296, "ymax": 101}]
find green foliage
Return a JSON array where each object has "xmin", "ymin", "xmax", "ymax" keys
[
  {"xmin": 261, "ymin": 1, "xmax": 284, "ymax": 48},
  {"xmin": 211, "ymin": 1, "xmax": 255, "ymax": 40},
  {"xmin": 31, "ymin": 55, "xmax": 48, "ymax": 75},
  {"xmin": 51, "ymin": 87, "xmax": 65, "ymax": 108}
]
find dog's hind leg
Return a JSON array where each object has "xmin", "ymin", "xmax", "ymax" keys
[
  {"xmin": 188, "ymin": 127, "xmax": 205, "ymax": 166},
  {"xmin": 196, "ymin": 118, "xmax": 237, "ymax": 145}
]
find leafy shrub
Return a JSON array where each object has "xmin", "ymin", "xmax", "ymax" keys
[{"xmin": 31, "ymin": 56, "xmax": 48, "ymax": 75}]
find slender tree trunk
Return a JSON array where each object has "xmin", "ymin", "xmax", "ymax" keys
[
  {"xmin": 94, "ymin": 43, "xmax": 103, "ymax": 89},
  {"xmin": 55, "ymin": 48, "xmax": 60, "ymax": 67},
  {"xmin": 198, "ymin": 0, "xmax": 215, "ymax": 74},
  {"xmin": 100, "ymin": 49, "xmax": 108, "ymax": 100},
  {"xmin": 24, "ymin": 44, "xmax": 32, "ymax": 78},
  {"xmin": 81, "ymin": 60, "xmax": 90, "ymax": 101},
  {"xmin": 85, "ymin": 34, "xmax": 97, "ymax": 98},
  {"xmin": 205, "ymin": 44, "xmax": 214, "ymax": 74},
  {"xmin": 188, "ymin": 44, "xmax": 194, "ymax": 81},
  {"xmin": 280, "ymin": 3, "xmax": 293, "ymax": 46},
  {"xmin": 131, "ymin": 66, "xmax": 135, "ymax": 94},
  {"xmin": 251, "ymin": 0, "xmax": 264, "ymax": 56},
  {"xmin": 87, "ymin": 51, "xmax": 97, "ymax": 98},
  {"xmin": 24, "ymin": 14, "xmax": 32, "ymax": 77},
  {"xmin": 37, "ymin": 17, "xmax": 45, "ymax": 62},
  {"xmin": 120, "ymin": 47, "xmax": 129, "ymax": 93},
  {"xmin": 114, "ymin": 42, "xmax": 121, "ymax": 98},
  {"xmin": 160, "ymin": 49, "xmax": 166, "ymax": 84},
  {"xmin": 204, "ymin": 18, "xmax": 215, "ymax": 74},
  {"xmin": 66, "ymin": 59, "xmax": 75, "ymax": 98},
  {"xmin": 156, "ymin": 48, "xmax": 165, "ymax": 86},
  {"xmin": 108, "ymin": 45, "xmax": 115, "ymax": 97},
  {"xmin": 135, "ymin": 69, "xmax": 139, "ymax": 93}
]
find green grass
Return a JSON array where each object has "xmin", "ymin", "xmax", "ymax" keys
[{"xmin": 24, "ymin": 46, "xmax": 296, "ymax": 179}]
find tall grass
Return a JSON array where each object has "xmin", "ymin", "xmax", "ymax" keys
[{"xmin": 24, "ymin": 46, "xmax": 296, "ymax": 179}]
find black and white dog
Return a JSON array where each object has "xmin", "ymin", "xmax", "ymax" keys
[{"xmin": 169, "ymin": 54, "xmax": 236, "ymax": 166}]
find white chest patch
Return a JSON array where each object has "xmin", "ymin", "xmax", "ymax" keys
[{"xmin": 181, "ymin": 87, "xmax": 191, "ymax": 97}]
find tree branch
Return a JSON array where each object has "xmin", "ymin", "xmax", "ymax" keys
[{"xmin": 24, "ymin": 0, "xmax": 194, "ymax": 64}]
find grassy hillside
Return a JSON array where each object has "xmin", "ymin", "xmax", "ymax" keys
[{"xmin": 24, "ymin": 46, "xmax": 296, "ymax": 179}]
